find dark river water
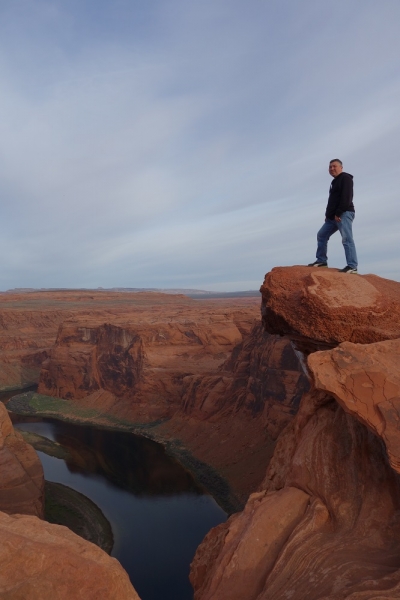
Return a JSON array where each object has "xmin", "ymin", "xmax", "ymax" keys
[{"xmin": 10, "ymin": 415, "xmax": 226, "ymax": 600}]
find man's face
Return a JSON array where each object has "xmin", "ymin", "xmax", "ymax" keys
[{"xmin": 329, "ymin": 161, "xmax": 343, "ymax": 178}]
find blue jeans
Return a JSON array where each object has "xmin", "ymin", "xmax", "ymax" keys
[{"xmin": 316, "ymin": 211, "xmax": 358, "ymax": 268}]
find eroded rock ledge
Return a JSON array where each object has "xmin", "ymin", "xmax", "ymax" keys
[{"xmin": 191, "ymin": 267, "xmax": 400, "ymax": 600}]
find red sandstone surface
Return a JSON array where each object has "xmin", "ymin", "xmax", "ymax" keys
[
  {"xmin": 261, "ymin": 266, "xmax": 400, "ymax": 349},
  {"xmin": 191, "ymin": 267, "xmax": 400, "ymax": 599},
  {"xmin": 0, "ymin": 402, "xmax": 44, "ymax": 518},
  {"xmin": 309, "ymin": 339, "xmax": 400, "ymax": 474},
  {"xmin": 0, "ymin": 511, "xmax": 140, "ymax": 599}
]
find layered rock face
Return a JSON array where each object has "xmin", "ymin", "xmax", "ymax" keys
[
  {"xmin": 191, "ymin": 267, "xmax": 400, "ymax": 599},
  {"xmin": 0, "ymin": 511, "xmax": 140, "ymax": 600},
  {"xmin": 0, "ymin": 292, "xmax": 81, "ymax": 390},
  {"xmin": 0, "ymin": 402, "xmax": 44, "ymax": 518},
  {"xmin": 38, "ymin": 311, "xmax": 248, "ymax": 420}
]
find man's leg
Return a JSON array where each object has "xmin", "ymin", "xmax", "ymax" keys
[
  {"xmin": 337, "ymin": 211, "xmax": 358, "ymax": 268},
  {"xmin": 316, "ymin": 219, "xmax": 338, "ymax": 264}
]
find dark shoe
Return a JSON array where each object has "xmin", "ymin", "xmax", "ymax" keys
[
  {"xmin": 307, "ymin": 261, "xmax": 328, "ymax": 267},
  {"xmin": 338, "ymin": 266, "xmax": 358, "ymax": 274}
]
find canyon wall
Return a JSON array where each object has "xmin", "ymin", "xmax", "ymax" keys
[
  {"xmin": 158, "ymin": 322, "xmax": 308, "ymax": 500},
  {"xmin": 1, "ymin": 288, "xmax": 309, "ymax": 502},
  {"xmin": 0, "ymin": 290, "xmax": 206, "ymax": 391},
  {"xmin": 191, "ymin": 267, "xmax": 400, "ymax": 600},
  {"xmin": 37, "ymin": 312, "xmax": 247, "ymax": 420},
  {"xmin": 0, "ymin": 402, "xmax": 44, "ymax": 518},
  {"xmin": 34, "ymin": 298, "xmax": 308, "ymax": 501}
]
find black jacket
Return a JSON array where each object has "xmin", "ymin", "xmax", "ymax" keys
[{"xmin": 325, "ymin": 172, "xmax": 354, "ymax": 220}]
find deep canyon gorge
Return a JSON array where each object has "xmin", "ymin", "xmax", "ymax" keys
[{"xmin": 1, "ymin": 266, "xmax": 400, "ymax": 599}]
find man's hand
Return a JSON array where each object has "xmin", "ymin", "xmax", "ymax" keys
[{"xmin": 335, "ymin": 215, "xmax": 341, "ymax": 222}]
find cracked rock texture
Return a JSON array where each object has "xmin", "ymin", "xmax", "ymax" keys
[
  {"xmin": 0, "ymin": 402, "xmax": 44, "ymax": 518},
  {"xmin": 191, "ymin": 267, "xmax": 400, "ymax": 600},
  {"xmin": 0, "ymin": 511, "xmax": 140, "ymax": 599}
]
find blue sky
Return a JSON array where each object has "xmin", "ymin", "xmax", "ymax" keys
[{"xmin": 0, "ymin": 0, "xmax": 399, "ymax": 291}]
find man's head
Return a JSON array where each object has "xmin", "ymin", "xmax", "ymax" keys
[{"xmin": 329, "ymin": 159, "xmax": 343, "ymax": 178}]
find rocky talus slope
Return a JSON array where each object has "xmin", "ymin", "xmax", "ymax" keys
[
  {"xmin": 191, "ymin": 266, "xmax": 400, "ymax": 600},
  {"xmin": 157, "ymin": 321, "xmax": 308, "ymax": 500}
]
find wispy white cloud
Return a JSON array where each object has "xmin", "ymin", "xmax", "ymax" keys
[{"xmin": 0, "ymin": 0, "xmax": 399, "ymax": 290}]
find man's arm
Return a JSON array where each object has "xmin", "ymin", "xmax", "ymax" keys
[{"xmin": 335, "ymin": 175, "xmax": 353, "ymax": 218}]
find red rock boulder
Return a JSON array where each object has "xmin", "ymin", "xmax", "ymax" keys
[{"xmin": 261, "ymin": 266, "xmax": 400, "ymax": 350}]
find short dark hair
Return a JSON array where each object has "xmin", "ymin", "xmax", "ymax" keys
[{"xmin": 330, "ymin": 158, "xmax": 342, "ymax": 165}]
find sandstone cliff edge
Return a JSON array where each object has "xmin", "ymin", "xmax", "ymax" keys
[{"xmin": 191, "ymin": 266, "xmax": 400, "ymax": 600}]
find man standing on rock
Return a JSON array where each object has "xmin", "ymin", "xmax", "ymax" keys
[{"xmin": 308, "ymin": 159, "xmax": 358, "ymax": 273}]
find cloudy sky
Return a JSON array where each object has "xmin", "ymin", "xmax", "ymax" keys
[{"xmin": 0, "ymin": 0, "xmax": 399, "ymax": 291}]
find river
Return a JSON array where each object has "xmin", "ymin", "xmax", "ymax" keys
[{"xmin": 8, "ymin": 412, "xmax": 226, "ymax": 600}]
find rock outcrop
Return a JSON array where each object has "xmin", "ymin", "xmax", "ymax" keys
[
  {"xmin": 190, "ymin": 486, "xmax": 310, "ymax": 600},
  {"xmin": 191, "ymin": 267, "xmax": 400, "ymax": 599},
  {"xmin": 0, "ymin": 511, "xmax": 140, "ymax": 599},
  {"xmin": 309, "ymin": 338, "xmax": 400, "ymax": 475},
  {"xmin": 0, "ymin": 402, "xmax": 44, "ymax": 518},
  {"xmin": 261, "ymin": 266, "xmax": 400, "ymax": 350}
]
